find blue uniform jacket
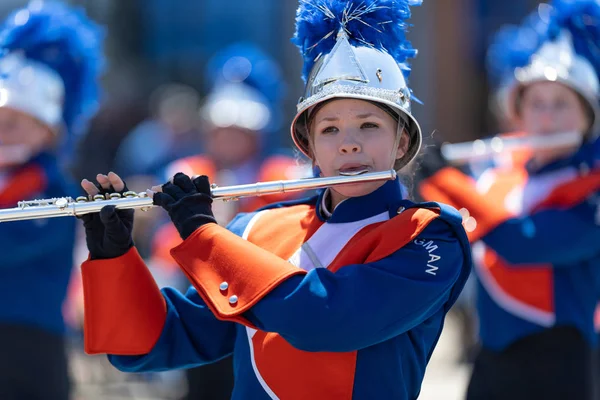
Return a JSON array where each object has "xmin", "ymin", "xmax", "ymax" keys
[
  {"xmin": 0, "ymin": 153, "xmax": 77, "ymax": 334},
  {"xmin": 421, "ymin": 138, "xmax": 600, "ymax": 351}
]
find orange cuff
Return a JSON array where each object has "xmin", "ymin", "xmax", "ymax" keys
[
  {"xmin": 82, "ymin": 247, "xmax": 167, "ymax": 355},
  {"xmin": 428, "ymin": 167, "xmax": 514, "ymax": 242},
  {"xmin": 170, "ymin": 224, "xmax": 306, "ymax": 327}
]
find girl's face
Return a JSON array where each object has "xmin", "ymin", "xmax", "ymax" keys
[
  {"xmin": 0, "ymin": 107, "xmax": 54, "ymax": 168},
  {"xmin": 309, "ymin": 98, "xmax": 408, "ymax": 200},
  {"xmin": 516, "ymin": 81, "xmax": 589, "ymax": 165}
]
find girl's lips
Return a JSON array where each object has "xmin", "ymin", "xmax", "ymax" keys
[{"xmin": 338, "ymin": 164, "xmax": 371, "ymax": 176}]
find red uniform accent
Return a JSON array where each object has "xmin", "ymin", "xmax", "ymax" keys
[
  {"xmin": 244, "ymin": 204, "xmax": 324, "ymax": 259},
  {"xmin": 533, "ymin": 170, "xmax": 600, "ymax": 211},
  {"xmin": 0, "ymin": 164, "xmax": 47, "ymax": 207},
  {"xmin": 251, "ymin": 330, "xmax": 357, "ymax": 400},
  {"xmin": 482, "ymin": 247, "xmax": 554, "ymax": 314},
  {"xmin": 82, "ymin": 248, "xmax": 167, "ymax": 355}
]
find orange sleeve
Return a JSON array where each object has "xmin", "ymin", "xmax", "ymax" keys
[
  {"xmin": 426, "ymin": 167, "xmax": 514, "ymax": 242},
  {"xmin": 169, "ymin": 224, "xmax": 307, "ymax": 327},
  {"xmin": 82, "ymin": 247, "xmax": 167, "ymax": 355}
]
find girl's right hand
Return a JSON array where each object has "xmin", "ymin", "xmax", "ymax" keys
[{"xmin": 79, "ymin": 172, "xmax": 134, "ymax": 260}]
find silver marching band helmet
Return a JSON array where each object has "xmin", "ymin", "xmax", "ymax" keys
[
  {"xmin": 201, "ymin": 82, "xmax": 273, "ymax": 133},
  {"xmin": 488, "ymin": 1, "xmax": 600, "ymax": 137},
  {"xmin": 509, "ymin": 30, "xmax": 600, "ymax": 133},
  {"xmin": 290, "ymin": 0, "xmax": 423, "ymax": 171},
  {"xmin": 0, "ymin": 52, "xmax": 65, "ymax": 132},
  {"xmin": 0, "ymin": 0, "xmax": 105, "ymax": 151}
]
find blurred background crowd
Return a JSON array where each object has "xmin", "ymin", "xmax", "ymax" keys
[
  {"xmin": 0, "ymin": 0, "xmax": 573, "ymax": 399},
  {"xmin": 0, "ymin": 0, "xmax": 541, "ymax": 182}
]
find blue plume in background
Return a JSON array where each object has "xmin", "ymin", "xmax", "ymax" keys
[{"xmin": 0, "ymin": 0, "xmax": 105, "ymax": 143}]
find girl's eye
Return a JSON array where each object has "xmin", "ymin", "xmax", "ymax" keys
[
  {"xmin": 361, "ymin": 122, "xmax": 379, "ymax": 129},
  {"xmin": 554, "ymin": 100, "xmax": 569, "ymax": 110},
  {"xmin": 321, "ymin": 126, "xmax": 338, "ymax": 134},
  {"xmin": 529, "ymin": 100, "xmax": 544, "ymax": 110}
]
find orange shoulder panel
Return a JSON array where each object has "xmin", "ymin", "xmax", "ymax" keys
[{"xmin": 245, "ymin": 204, "xmax": 323, "ymax": 258}]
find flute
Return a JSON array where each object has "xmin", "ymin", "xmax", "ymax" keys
[
  {"xmin": 440, "ymin": 131, "xmax": 583, "ymax": 164},
  {"xmin": 0, "ymin": 169, "xmax": 397, "ymax": 223}
]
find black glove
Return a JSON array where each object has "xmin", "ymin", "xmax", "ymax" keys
[
  {"xmin": 80, "ymin": 183, "xmax": 134, "ymax": 260},
  {"xmin": 153, "ymin": 173, "xmax": 217, "ymax": 240}
]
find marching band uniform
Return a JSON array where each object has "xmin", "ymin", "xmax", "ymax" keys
[
  {"xmin": 0, "ymin": 2, "xmax": 104, "ymax": 399},
  {"xmin": 417, "ymin": 1, "xmax": 600, "ymax": 399},
  {"xmin": 80, "ymin": 1, "xmax": 471, "ymax": 399}
]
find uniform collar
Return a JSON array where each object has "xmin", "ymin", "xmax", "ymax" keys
[{"xmin": 316, "ymin": 177, "xmax": 403, "ymax": 223}]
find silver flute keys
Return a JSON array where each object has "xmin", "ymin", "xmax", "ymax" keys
[{"xmin": 0, "ymin": 169, "xmax": 397, "ymax": 222}]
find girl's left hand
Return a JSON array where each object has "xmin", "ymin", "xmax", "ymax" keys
[{"xmin": 151, "ymin": 173, "xmax": 217, "ymax": 240}]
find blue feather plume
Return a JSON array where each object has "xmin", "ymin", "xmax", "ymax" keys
[
  {"xmin": 204, "ymin": 41, "xmax": 286, "ymax": 111},
  {"xmin": 292, "ymin": 0, "xmax": 422, "ymax": 82},
  {"xmin": 548, "ymin": 0, "xmax": 600, "ymax": 80},
  {"xmin": 0, "ymin": 0, "xmax": 105, "ymax": 140},
  {"xmin": 486, "ymin": 0, "xmax": 600, "ymax": 87}
]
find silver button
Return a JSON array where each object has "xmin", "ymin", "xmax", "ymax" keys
[
  {"xmin": 397, "ymin": 206, "xmax": 405, "ymax": 214},
  {"xmin": 229, "ymin": 295, "xmax": 238, "ymax": 305},
  {"xmin": 219, "ymin": 282, "xmax": 229, "ymax": 291}
]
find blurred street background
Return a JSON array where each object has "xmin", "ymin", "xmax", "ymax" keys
[{"xmin": 0, "ymin": 1, "xmax": 546, "ymax": 399}]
